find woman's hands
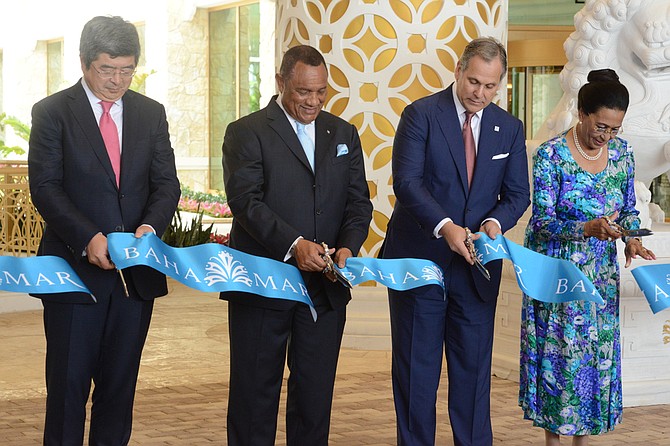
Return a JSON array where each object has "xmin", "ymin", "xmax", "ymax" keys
[
  {"xmin": 624, "ymin": 238, "xmax": 655, "ymax": 268},
  {"xmin": 583, "ymin": 212, "xmax": 622, "ymax": 241}
]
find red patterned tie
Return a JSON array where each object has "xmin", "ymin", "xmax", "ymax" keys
[
  {"xmin": 463, "ymin": 111, "xmax": 476, "ymax": 188},
  {"xmin": 99, "ymin": 101, "xmax": 121, "ymax": 186}
]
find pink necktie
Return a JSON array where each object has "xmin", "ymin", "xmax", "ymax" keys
[
  {"xmin": 99, "ymin": 101, "xmax": 121, "ymax": 186},
  {"xmin": 463, "ymin": 111, "xmax": 476, "ymax": 188}
]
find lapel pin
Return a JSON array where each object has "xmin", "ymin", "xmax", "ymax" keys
[{"xmin": 494, "ymin": 126, "xmax": 500, "ymax": 132}]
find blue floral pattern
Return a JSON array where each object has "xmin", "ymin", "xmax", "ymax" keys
[{"xmin": 519, "ymin": 131, "xmax": 639, "ymax": 435}]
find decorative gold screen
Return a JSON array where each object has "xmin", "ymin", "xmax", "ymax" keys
[{"xmin": 0, "ymin": 162, "xmax": 43, "ymax": 255}]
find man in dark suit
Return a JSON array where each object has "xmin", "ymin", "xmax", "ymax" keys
[
  {"xmin": 222, "ymin": 45, "xmax": 372, "ymax": 446},
  {"xmin": 381, "ymin": 37, "xmax": 530, "ymax": 446},
  {"xmin": 28, "ymin": 16, "xmax": 180, "ymax": 446}
]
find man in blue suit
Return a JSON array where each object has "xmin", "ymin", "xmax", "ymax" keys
[{"xmin": 381, "ymin": 37, "xmax": 530, "ymax": 445}]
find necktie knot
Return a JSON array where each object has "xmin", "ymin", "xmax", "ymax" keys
[
  {"xmin": 464, "ymin": 111, "xmax": 473, "ymax": 125},
  {"xmin": 101, "ymin": 100, "xmax": 114, "ymax": 114}
]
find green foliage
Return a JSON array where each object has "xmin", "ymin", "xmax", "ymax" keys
[
  {"xmin": 0, "ymin": 113, "xmax": 30, "ymax": 157},
  {"xmin": 161, "ymin": 208, "xmax": 214, "ymax": 248},
  {"xmin": 130, "ymin": 68, "xmax": 156, "ymax": 93}
]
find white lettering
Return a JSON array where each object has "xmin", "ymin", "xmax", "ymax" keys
[
  {"xmin": 299, "ymin": 282, "xmax": 309, "ymax": 296},
  {"xmin": 55, "ymin": 272, "xmax": 87, "ymax": 289},
  {"xmin": 184, "ymin": 269, "xmax": 201, "ymax": 282},
  {"xmin": 359, "ymin": 266, "xmax": 376, "ymax": 277},
  {"xmin": 514, "ymin": 265, "xmax": 527, "ymax": 291},
  {"xmin": 402, "ymin": 272, "xmax": 419, "ymax": 283},
  {"xmin": 556, "ymin": 278, "xmax": 568, "ymax": 294},
  {"xmin": 377, "ymin": 271, "xmax": 396, "ymax": 284},
  {"xmin": 124, "ymin": 247, "xmax": 140, "ymax": 259},
  {"xmin": 654, "ymin": 285, "xmax": 670, "ymax": 302},
  {"xmin": 162, "ymin": 255, "xmax": 179, "ymax": 274},
  {"xmin": 282, "ymin": 279, "xmax": 298, "ymax": 293},
  {"xmin": 483, "ymin": 242, "xmax": 508, "ymax": 256},
  {"xmin": 3, "ymin": 271, "xmax": 29, "ymax": 286},
  {"xmin": 570, "ymin": 280, "xmax": 586, "ymax": 294},
  {"xmin": 35, "ymin": 273, "xmax": 55, "ymax": 286},
  {"xmin": 144, "ymin": 247, "xmax": 161, "ymax": 264},
  {"xmin": 254, "ymin": 274, "xmax": 277, "ymax": 290}
]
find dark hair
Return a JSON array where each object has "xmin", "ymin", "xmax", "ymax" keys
[
  {"xmin": 459, "ymin": 37, "xmax": 508, "ymax": 81},
  {"xmin": 279, "ymin": 45, "xmax": 327, "ymax": 79},
  {"xmin": 79, "ymin": 16, "xmax": 140, "ymax": 68},
  {"xmin": 577, "ymin": 69, "xmax": 629, "ymax": 115}
]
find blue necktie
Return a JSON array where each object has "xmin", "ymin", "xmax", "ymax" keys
[{"xmin": 296, "ymin": 122, "xmax": 315, "ymax": 171}]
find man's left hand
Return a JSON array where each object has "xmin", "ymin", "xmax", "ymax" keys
[
  {"xmin": 480, "ymin": 220, "xmax": 502, "ymax": 240},
  {"xmin": 333, "ymin": 247, "xmax": 353, "ymax": 269},
  {"xmin": 134, "ymin": 224, "xmax": 155, "ymax": 238}
]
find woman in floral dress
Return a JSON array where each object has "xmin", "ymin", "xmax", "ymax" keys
[{"xmin": 519, "ymin": 69, "xmax": 656, "ymax": 446}]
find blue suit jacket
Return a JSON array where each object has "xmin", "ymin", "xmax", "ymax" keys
[{"xmin": 381, "ymin": 85, "xmax": 530, "ymax": 300}]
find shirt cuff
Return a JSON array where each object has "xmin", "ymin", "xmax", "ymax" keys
[
  {"xmin": 139, "ymin": 224, "xmax": 157, "ymax": 234},
  {"xmin": 481, "ymin": 218, "xmax": 501, "ymax": 230},
  {"xmin": 434, "ymin": 218, "xmax": 453, "ymax": 239},
  {"xmin": 284, "ymin": 236, "xmax": 303, "ymax": 262}
]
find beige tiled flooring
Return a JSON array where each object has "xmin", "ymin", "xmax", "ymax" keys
[{"xmin": 1, "ymin": 282, "xmax": 668, "ymax": 445}]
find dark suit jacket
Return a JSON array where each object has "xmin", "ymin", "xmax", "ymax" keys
[
  {"xmin": 381, "ymin": 85, "xmax": 530, "ymax": 300},
  {"xmin": 221, "ymin": 96, "xmax": 372, "ymax": 310},
  {"xmin": 28, "ymin": 81, "xmax": 181, "ymax": 303}
]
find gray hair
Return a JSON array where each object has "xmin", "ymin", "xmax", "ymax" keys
[
  {"xmin": 458, "ymin": 37, "xmax": 508, "ymax": 82},
  {"xmin": 79, "ymin": 16, "xmax": 140, "ymax": 68}
]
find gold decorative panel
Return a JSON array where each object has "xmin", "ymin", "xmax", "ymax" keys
[
  {"xmin": 277, "ymin": 0, "xmax": 508, "ymax": 257},
  {"xmin": 0, "ymin": 162, "xmax": 43, "ymax": 255}
]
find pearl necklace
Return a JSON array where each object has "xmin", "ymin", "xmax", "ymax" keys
[{"xmin": 572, "ymin": 124, "xmax": 603, "ymax": 161}]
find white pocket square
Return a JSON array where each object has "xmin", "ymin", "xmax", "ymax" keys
[
  {"xmin": 491, "ymin": 153, "xmax": 509, "ymax": 160},
  {"xmin": 336, "ymin": 144, "xmax": 349, "ymax": 156}
]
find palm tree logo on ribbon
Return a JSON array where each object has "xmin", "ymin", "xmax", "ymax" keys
[{"xmin": 204, "ymin": 251, "xmax": 252, "ymax": 287}]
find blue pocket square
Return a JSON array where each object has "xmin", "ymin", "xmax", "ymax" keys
[{"xmin": 336, "ymin": 144, "xmax": 349, "ymax": 157}]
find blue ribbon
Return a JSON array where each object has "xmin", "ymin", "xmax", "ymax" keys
[
  {"xmin": 107, "ymin": 232, "xmax": 318, "ymax": 320},
  {"xmin": 474, "ymin": 234, "xmax": 604, "ymax": 305},
  {"xmin": 2, "ymin": 232, "xmax": 608, "ymax": 312},
  {"xmin": 0, "ymin": 255, "xmax": 92, "ymax": 297},
  {"xmin": 338, "ymin": 257, "xmax": 444, "ymax": 291},
  {"xmin": 631, "ymin": 264, "xmax": 670, "ymax": 314}
]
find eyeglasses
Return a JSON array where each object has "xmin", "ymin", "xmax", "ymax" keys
[
  {"xmin": 592, "ymin": 124, "xmax": 622, "ymax": 136},
  {"xmin": 91, "ymin": 64, "xmax": 136, "ymax": 79}
]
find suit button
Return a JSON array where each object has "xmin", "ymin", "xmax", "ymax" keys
[
  {"xmin": 119, "ymin": 194, "xmax": 125, "ymax": 199},
  {"xmin": 316, "ymin": 210, "xmax": 322, "ymax": 215},
  {"xmin": 115, "ymin": 226, "xmax": 123, "ymax": 231}
]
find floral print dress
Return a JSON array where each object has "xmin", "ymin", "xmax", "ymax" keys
[{"xmin": 518, "ymin": 131, "xmax": 639, "ymax": 436}]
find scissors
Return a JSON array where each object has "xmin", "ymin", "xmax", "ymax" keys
[
  {"xmin": 320, "ymin": 242, "xmax": 353, "ymax": 288},
  {"xmin": 602, "ymin": 216, "xmax": 653, "ymax": 238},
  {"xmin": 464, "ymin": 228, "xmax": 490, "ymax": 281}
]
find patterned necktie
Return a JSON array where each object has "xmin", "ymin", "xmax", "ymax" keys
[
  {"xmin": 463, "ymin": 111, "xmax": 476, "ymax": 188},
  {"xmin": 296, "ymin": 122, "xmax": 315, "ymax": 171},
  {"xmin": 99, "ymin": 101, "xmax": 121, "ymax": 186}
]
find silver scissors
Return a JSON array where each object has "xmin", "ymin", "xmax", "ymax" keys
[
  {"xmin": 320, "ymin": 242, "xmax": 353, "ymax": 288},
  {"xmin": 602, "ymin": 216, "xmax": 653, "ymax": 238},
  {"xmin": 464, "ymin": 228, "xmax": 490, "ymax": 281}
]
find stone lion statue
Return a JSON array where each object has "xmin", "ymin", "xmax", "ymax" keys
[{"xmin": 535, "ymin": 0, "xmax": 670, "ymax": 225}]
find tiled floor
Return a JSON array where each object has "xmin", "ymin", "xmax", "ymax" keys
[{"xmin": 1, "ymin": 282, "xmax": 668, "ymax": 445}]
